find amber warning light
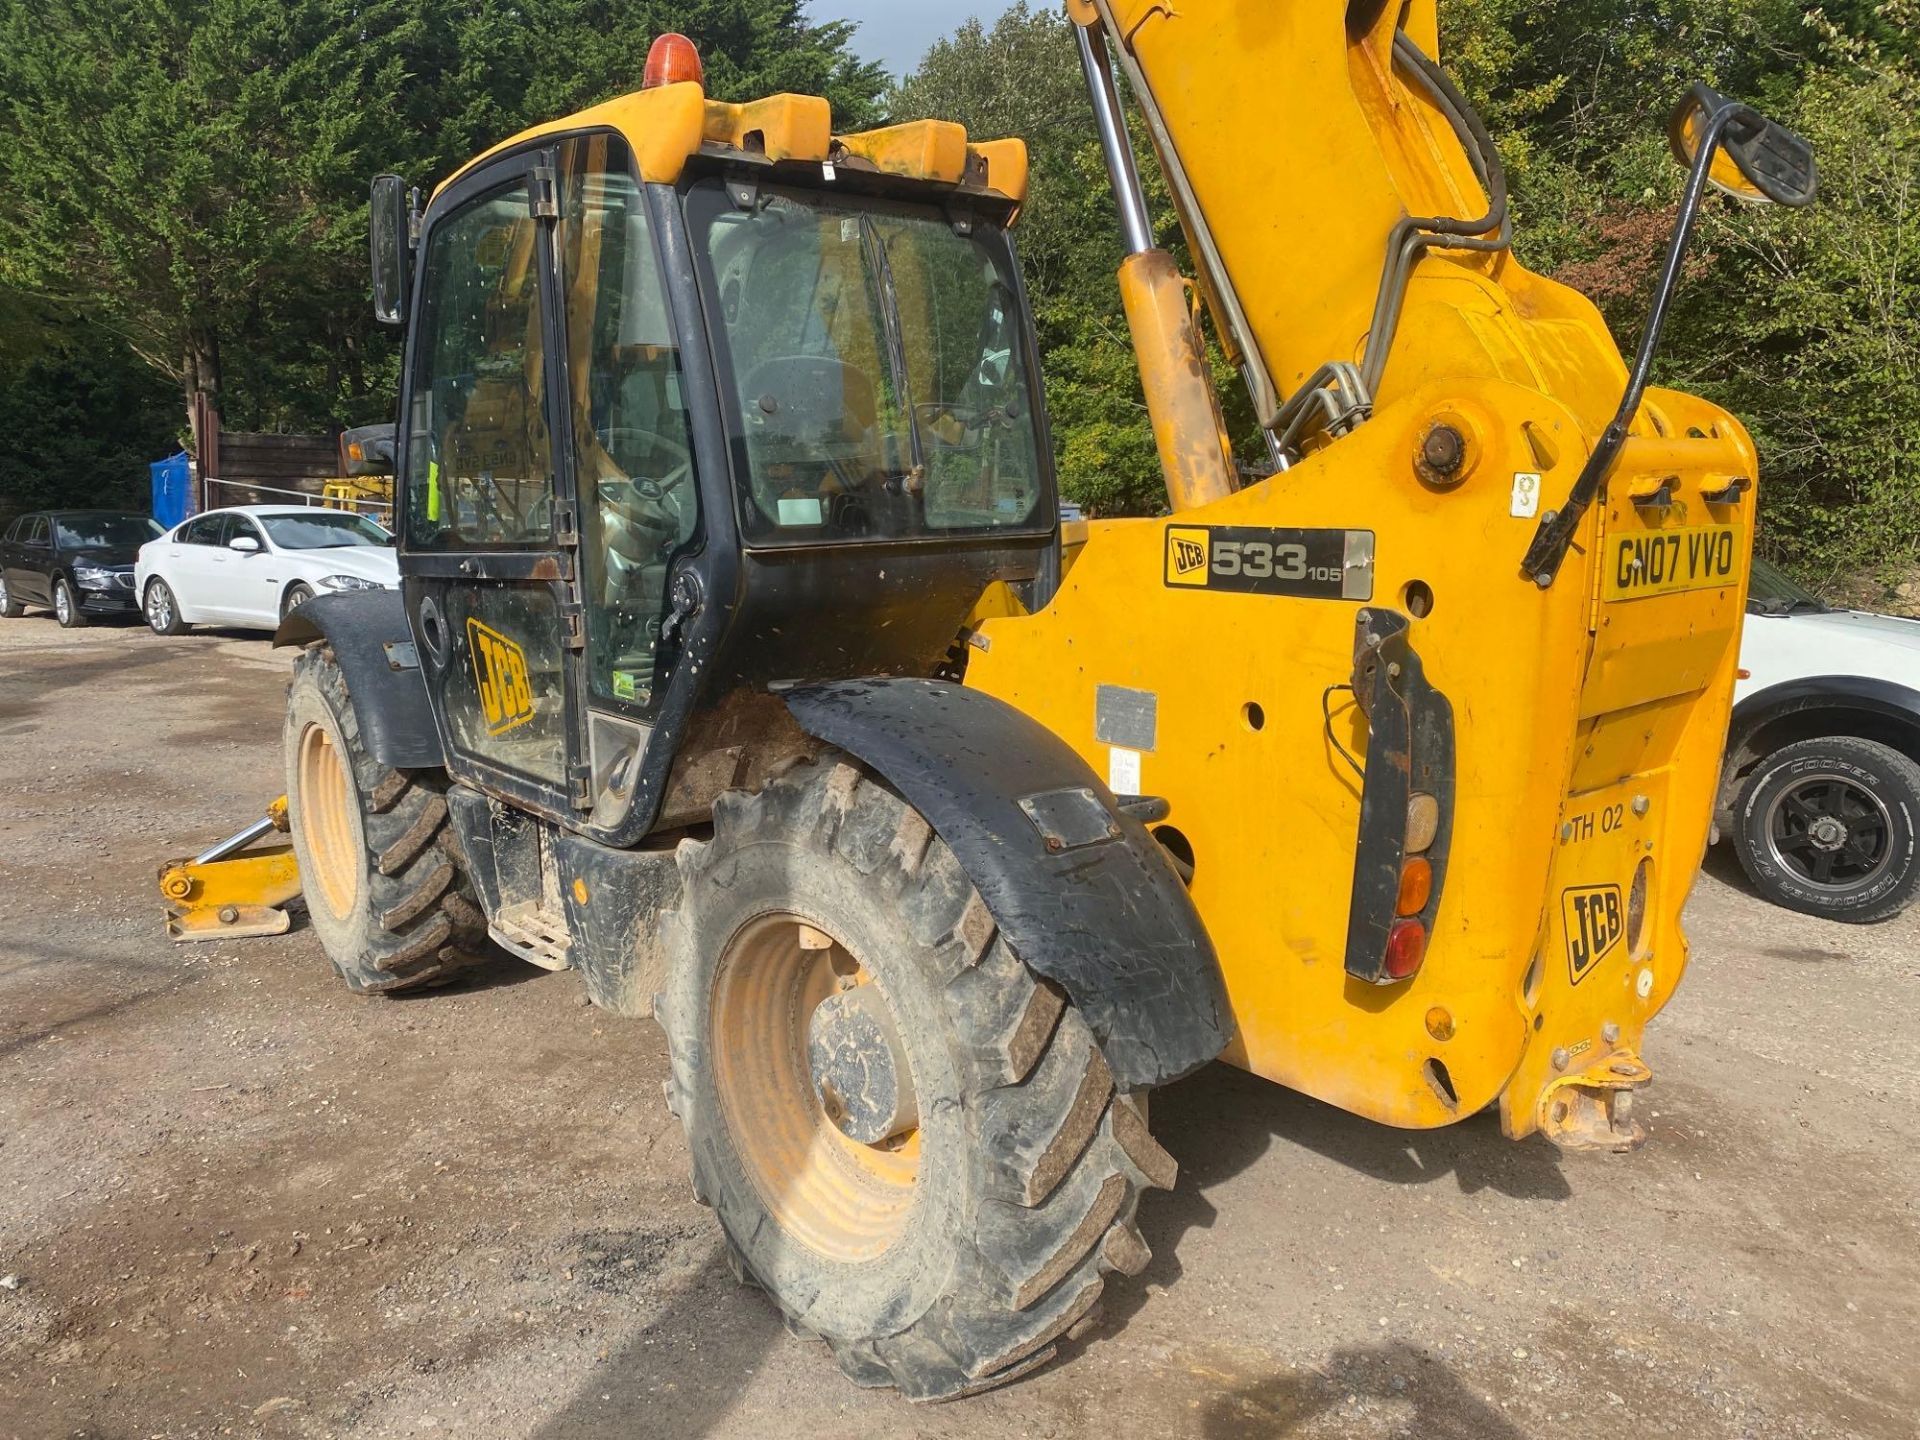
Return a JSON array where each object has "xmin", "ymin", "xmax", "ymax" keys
[{"xmin": 644, "ymin": 33, "xmax": 704, "ymax": 90}]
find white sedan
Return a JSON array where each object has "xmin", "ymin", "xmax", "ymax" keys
[{"xmin": 137, "ymin": 505, "xmax": 399, "ymax": 635}]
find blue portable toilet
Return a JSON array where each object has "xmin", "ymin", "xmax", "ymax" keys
[{"xmin": 150, "ymin": 452, "xmax": 192, "ymax": 529}]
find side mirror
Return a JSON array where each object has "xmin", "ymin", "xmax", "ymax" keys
[
  {"xmin": 229, "ymin": 535, "xmax": 261, "ymax": 554},
  {"xmin": 370, "ymin": 174, "xmax": 416, "ymax": 326},
  {"xmin": 1523, "ymin": 81, "xmax": 1817, "ymax": 586},
  {"xmin": 1669, "ymin": 84, "xmax": 1818, "ymax": 208}
]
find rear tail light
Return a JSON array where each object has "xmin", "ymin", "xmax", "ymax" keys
[
  {"xmin": 1406, "ymin": 792, "xmax": 1440, "ymax": 853},
  {"xmin": 1385, "ymin": 919, "xmax": 1428, "ymax": 979},
  {"xmin": 1396, "ymin": 856, "xmax": 1433, "ymax": 916},
  {"xmin": 1341, "ymin": 608, "xmax": 1453, "ymax": 986}
]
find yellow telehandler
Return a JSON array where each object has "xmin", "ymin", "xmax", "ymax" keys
[{"xmin": 242, "ymin": 1, "xmax": 1812, "ymax": 1399}]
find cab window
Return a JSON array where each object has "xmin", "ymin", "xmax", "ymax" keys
[
  {"xmin": 404, "ymin": 182, "xmax": 555, "ymax": 550},
  {"xmin": 688, "ymin": 181, "xmax": 1046, "ymax": 546},
  {"xmin": 557, "ymin": 132, "xmax": 698, "ymax": 714}
]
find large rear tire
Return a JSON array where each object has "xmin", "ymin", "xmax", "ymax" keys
[
  {"xmin": 658, "ymin": 756, "xmax": 1174, "ymax": 1400},
  {"xmin": 284, "ymin": 644, "xmax": 488, "ymax": 992}
]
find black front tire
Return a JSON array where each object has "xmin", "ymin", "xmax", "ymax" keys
[
  {"xmin": 54, "ymin": 578, "xmax": 88, "ymax": 629},
  {"xmin": 284, "ymin": 644, "xmax": 489, "ymax": 992},
  {"xmin": 0, "ymin": 575, "xmax": 23, "ymax": 618},
  {"xmin": 145, "ymin": 579, "xmax": 187, "ymax": 635},
  {"xmin": 282, "ymin": 582, "xmax": 315, "ymax": 622},
  {"xmin": 1733, "ymin": 735, "xmax": 1920, "ymax": 923},
  {"xmin": 658, "ymin": 756, "xmax": 1174, "ymax": 1401}
]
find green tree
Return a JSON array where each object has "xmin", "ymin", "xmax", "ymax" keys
[
  {"xmin": 0, "ymin": 0, "xmax": 886, "ymax": 465},
  {"xmin": 0, "ymin": 298, "xmax": 179, "ymax": 521},
  {"xmin": 1673, "ymin": 24, "xmax": 1920, "ymax": 581},
  {"xmin": 1442, "ymin": 0, "xmax": 1920, "ymax": 585}
]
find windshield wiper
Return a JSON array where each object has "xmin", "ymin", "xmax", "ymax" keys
[{"xmin": 859, "ymin": 215, "xmax": 925, "ymax": 480}]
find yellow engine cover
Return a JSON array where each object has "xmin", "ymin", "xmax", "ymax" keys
[{"xmin": 968, "ymin": 379, "xmax": 1755, "ymax": 1136}]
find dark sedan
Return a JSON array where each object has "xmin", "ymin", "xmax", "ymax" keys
[{"xmin": 0, "ymin": 510, "xmax": 164, "ymax": 627}]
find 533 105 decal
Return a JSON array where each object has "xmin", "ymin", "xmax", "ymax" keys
[{"xmin": 1164, "ymin": 525, "xmax": 1373, "ymax": 600}]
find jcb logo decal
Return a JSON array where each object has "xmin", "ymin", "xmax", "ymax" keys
[
  {"xmin": 1166, "ymin": 527, "xmax": 1210, "ymax": 586},
  {"xmin": 1562, "ymin": 883, "xmax": 1624, "ymax": 984},
  {"xmin": 467, "ymin": 618, "xmax": 535, "ymax": 736}
]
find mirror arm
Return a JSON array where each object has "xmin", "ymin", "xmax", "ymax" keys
[{"xmin": 1520, "ymin": 102, "xmax": 1746, "ymax": 588}]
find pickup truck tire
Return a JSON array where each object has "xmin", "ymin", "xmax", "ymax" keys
[
  {"xmin": 53, "ymin": 578, "xmax": 87, "ymax": 629},
  {"xmin": 1733, "ymin": 735, "xmax": 1920, "ymax": 924},
  {"xmin": 658, "ymin": 756, "xmax": 1171, "ymax": 1401},
  {"xmin": 284, "ymin": 643, "xmax": 488, "ymax": 993},
  {"xmin": 0, "ymin": 575, "xmax": 22, "ymax": 618},
  {"xmin": 144, "ymin": 578, "xmax": 188, "ymax": 636}
]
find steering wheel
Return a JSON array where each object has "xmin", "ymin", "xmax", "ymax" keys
[{"xmin": 598, "ymin": 428, "xmax": 693, "ymax": 504}]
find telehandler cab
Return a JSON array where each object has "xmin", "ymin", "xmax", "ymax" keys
[{"xmin": 270, "ymin": 1, "xmax": 1814, "ymax": 1399}]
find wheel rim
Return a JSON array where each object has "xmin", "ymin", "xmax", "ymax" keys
[
  {"xmin": 1764, "ymin": 771, "xmax": 1893, "ymax": 893},
  {"xmin": 285, "ymin": 586, "xmax": 310, "ymax": 620},
  {"xmin": 55, "ymin": 584, "xmax": 70, "ymax": 623},
  {"xmin": 296, "ymin": 722, "xmax": 361, "ymax": 920},
  {"xmin": 147, "ymin": 584, "xmax": 171, "ymax": 630},
  {"xmin": 710, "ymin": 913, "xmax": 920, "ymax": 1263},
  {"xmin": 0, "ymin": 576, "xmax": 9, "ymax": 608}
]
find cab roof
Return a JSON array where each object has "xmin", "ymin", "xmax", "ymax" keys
[{"xmin": 440, "ymin": 81, "xmax": 1029, "ymax": 220}]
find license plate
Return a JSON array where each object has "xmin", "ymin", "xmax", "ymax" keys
[{"xmin": 1602, "ymin": 524, "xmax": 1741, "ymax": 602}]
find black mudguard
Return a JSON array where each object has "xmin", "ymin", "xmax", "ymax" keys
[
  {"xmin": 784, "ymin": 678, "xmax": 1233, "ymax": 1090},
  {"xmin": 273, "ymin": 590, "xmax": 445, "ymax": 770}
]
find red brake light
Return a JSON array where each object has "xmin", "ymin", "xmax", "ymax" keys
[
  {"xmin": 1384, "ymin": 919, "xmax": 1427, "ymax": 980},
  {"xmin": 643, "ymin": 33, "xmax": 704, "ymax": 90}
]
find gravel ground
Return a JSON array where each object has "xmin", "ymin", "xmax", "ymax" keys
[{"xmin": 1, "ymin": 615, "xmax": 1915, "ymax": 1440}]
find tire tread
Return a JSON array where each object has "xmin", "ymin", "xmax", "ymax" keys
[{"xmin": 658, "ymin": 756, "xmax": 1171, "ymax": 1402}]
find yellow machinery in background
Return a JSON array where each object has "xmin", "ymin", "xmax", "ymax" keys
[
  {"xmin": 319, "ymin": 423, "xmax": 398, "ymax": 519},
  {"xmin": 321, "ymin": 478, "xmax": 393, "ymax": 513}
]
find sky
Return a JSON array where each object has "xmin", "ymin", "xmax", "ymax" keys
[{"xmin": 812, "ymin": 1, "xmax": 1008, "ymax": 75}]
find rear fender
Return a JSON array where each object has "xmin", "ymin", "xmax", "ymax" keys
[
  {"xmin": 274, "ymin": 590, "xmax": 444, "ymax": 770},
  {"xmin": 783, "ymin": 678, "xmax": 1233, "ymax": 1089}
]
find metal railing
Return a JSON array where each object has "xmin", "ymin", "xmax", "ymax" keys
[{"xmin": 202, "ymin": 477, "xmax": 394, "ymax": 525}]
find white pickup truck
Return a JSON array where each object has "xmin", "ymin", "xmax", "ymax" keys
[{"xmin": 1723, "ymin": 559, "xmax": 1920, "ymax": 922}]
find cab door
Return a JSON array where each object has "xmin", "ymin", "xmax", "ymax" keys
[{"xmin": 398, "ymin": 149, "xmax": 587, "ymax": 821}]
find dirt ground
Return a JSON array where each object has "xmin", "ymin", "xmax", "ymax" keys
[{"xmin": 1, "ymin": 615, "xmax": 1916, "ymax": 1440}]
